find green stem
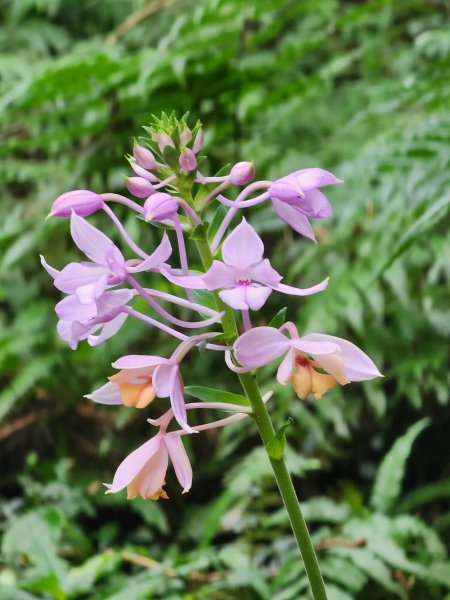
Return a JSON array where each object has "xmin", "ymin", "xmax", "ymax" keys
[{"xmin": 193, "ymin": 234, "xmax": 328, "ymax": 600}]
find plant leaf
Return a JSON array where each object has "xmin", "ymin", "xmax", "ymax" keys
[
  {"xmin": 184, "ymin": 385, "xmax": 249, "ymax": 407},
  {"xmin": 370, "ymin": 418, "xmax": 430, "ymax": 513},
  {"xmin": 269, "ymin": 307, "xmax": 287, "ymax": 329},
  {"xmin": 266, "ymin": 417, "xmax": 294, "ymax": 460}
]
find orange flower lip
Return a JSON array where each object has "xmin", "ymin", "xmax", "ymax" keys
[
  {"xmin": 108, "ymin": 373, "xmax": 156, "ymax": 409},
  {"xmin": 291, "ymin": 362, "xmax": 337, "ymax": 400}
]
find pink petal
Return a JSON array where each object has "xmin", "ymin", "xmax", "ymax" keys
[
  {"xmin": 88, "ymin": 313, "xmax": 128, "ymax": 346},
  {"xmin": 127, "ymin": 234, "xmax": 172, "ymax": 273},
  {"xmin": 57, "ymin": 319, "xmax": 81, "ymax": 346},
  {"xmin": 69, "ymin": 321, "xmax": 95, "ymax": 350},
  {"xmin": 219, "ymin": 287, "xmax": 248, "ymax": 310},
  {"xmin": 248, "ymin": 259, "xmax": 282, "ymax": 286},
  {"xmin": 292, "ymin": 336, "xmax": 347, "ymax": 384},
  {"xmin": 153, "ymin": 363, "xmax": 178, "ymax": 398},
  {"xmin": 86, "ymin": 381, "xmax": 123, "ymax": 405},
  {"xmin": 40, "ymin": 255, "xmax": 60, "ymax": 279},
  {"xmin": 294, "ymin": 168, "xmax": 342, "ymax": 191},
  {"xmin": 56, "ymin": 318, "xmax": 97, "ymax": 348},
  {"xmin": 244, "ymin": 285, "xmax": 272, "ymax": 310},
  {"xmin": 75, "ymin": 275, "xmax": 109, "ymax": 305},
  {"xmin": 222, "ymin": 218, "xmax": 264, "ymax": 268},
  {"xmin": 54, "ymin": 262, "xmax": 108, "ymax": 294},
  {"xmin": 107, "ymin": 434, "xmax": 163, "ymax": 493},
  {"xmin": 160, "ymin": 267, "xmax": 207, "ymax": 289},
  {"xmin": 272, "ymin": 277, "xmax": 329, "ymax": 297},
  {"xmin": 164, "ymin": 433, "xmax": 192, "ymax": 493},
  {"xmin": 303, "ymin": 189, "xmax": 332, "ymax": 218},
  {"xmin": 234, "ymin": 326, "xmax": 290, "ymax": 369},
  {"xmin": 56, "ymin": 319, "xmax": 71, "ymax": 342},
  {"xmin": 169, "ymin": 371, "xmax": 195, "ymax": 433},
  {"xmin": 313, "ymin": 352, "xmax": 349, "ymax": 385},
  {"xmin": 203, "ymin": 261, "xmax": 236, "ymax": 290},
  {"xmin": 271, "ymin": 199, "xmax": 316, "ymax": 241},
  {"xmin": 70, "ymin": 212, "xmax": 124, "ymax": 267},
  {"xmin": 112, "ymin": 355, "xmax": 169, "ymax": 370},
  {"xmin": 95, "ymin": 289, "xmax": 133, "ymax": 317},
  {"xmin": 110, "ymin": 368, "xmax": 158, "ymax": 383},
  {"xmin": 268, "ymin": 178, "xmax": 304, "ymax": 202},
  {"xmin": 276, "ymin": 348, "xmax": 295, "ymax": 384},
  {"xmin": 132, "ymin": 446, "xmax": 169, "ymax": 498},
  {"xmin": 55, "ymin": 295, "xmax": 96, "ymax": 320},
  {"xmin": 301, "ymin": 333, "xmax": 382, "ymax": 382},
  {"xmin": 291, "ymin": 337, "xmax": 340, "ymax": 356}
]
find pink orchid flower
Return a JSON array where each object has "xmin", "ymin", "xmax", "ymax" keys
[
  {"xmin": 105, "ymin": 428, "xmax": 192, "ymax": 501},
  {"xmin": 87, "ymin": 336, "xmax": 217, "ymax": 432},
  {"xmin": 41, "ymin": 253, "xmax": 132, "ymax": 349},
  {"xmin": 87, "ymin": 354, "xmax": 192, "ymax": 430},
  {"xmin": 41, "ymin": 212, "xmax": 171, "ymax": 307},
  {"xmin": 234, "ymin": 323, "xmax": 382, "ymax": 400},
  {"xmin": 162, "ymin": 219, "xmax": 328, "ymax": 311},
  {"xmin": 56, "ymin": 289, "xmax": 133, "ymax": 350},
  {"xmin": 103, "ymin": 390, "xmax": 274, "ymax": 502},
  {"xmin": 268, "ymin": 168, "xmax": 342, "ymax": 241}
]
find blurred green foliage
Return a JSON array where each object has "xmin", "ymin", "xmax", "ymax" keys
[{"xmin": 0, "ymin": 0, "xmax": 449, "ymax": 598}]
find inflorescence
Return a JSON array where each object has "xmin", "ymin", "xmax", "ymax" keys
[{"xmin": 42, "ymin": 113, "xmax": 382, "ymax": 501}]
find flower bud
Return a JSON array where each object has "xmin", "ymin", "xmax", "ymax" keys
[
  {"xmin": 49, "ymin": 190, "xmax": 104, "ymax": 218},
  {"xmin": 228, "ymin": 161, "xmax": 255, "ymax": 186},
  {"xmin": 179, "ymin": 148, "xmax": 197, "ymax": 172},
  {"xmin": 192, "ymin": 128, "xmax": 204, "ymax": 154},
  {"xmin": 152, "ymin": 132, "xmax": 175, "ymax": 153},
  {"xmin": 126, "ymin": 177, "xmax": 155, "ymax": 198},
  {"xmin": 133, "ymin": 143, "xmax": 157, "ymax": 170},
  {"xmin": 180, "ymin": 126, "xmax": 192, "ymax": 145},
  {"xmin": 143, "ymin": 192, "xmax": 178, "ymax": 222},
  {"xmin": 129, "ymin": 160, "xmax": 159, "ymax": 182}
]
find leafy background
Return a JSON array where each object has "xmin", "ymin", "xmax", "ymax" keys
[{"xmin": 0, "ymin": 0, "xmax": 449, "ymax": 598}]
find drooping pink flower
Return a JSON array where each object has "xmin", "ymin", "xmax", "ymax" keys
[
  {"xmin": 162, "ymin": 219, "xmax": 328, "ymax": 311},
  {"xmin": 105, "ymin": 429, "xmax": 192, "ymax": 500},
  {"xmin": 86, "ymin": 354, "xmax": 170, "ymax": 409},
  {"xmin": 87, "ymin": 336, "xmax": 212, "ymax": 432},
  {"xmin": 41, "ymin": 213, "xmax": 171, "ymax": 308},
  {"xmin": 234, "ymin": 324, "xmax": 382, "ymax": 400},
  {"xmin": 55, "ymin": 288, "xmax": 133, "ymax": 350},
  {"xmin": 268, "ymin": 168, "xmax": 342, "ymax": 241}
]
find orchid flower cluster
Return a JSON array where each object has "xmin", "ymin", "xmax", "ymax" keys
[{"xmin": 42, "ymin": 113, "xmax": 381, "ymax": 504}]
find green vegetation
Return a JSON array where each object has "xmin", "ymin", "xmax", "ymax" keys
[{"xmin": 0, "ymin": 1, "xmax": 448, "ymax": 598}]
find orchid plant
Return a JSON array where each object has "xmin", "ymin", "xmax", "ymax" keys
[{"xmin": 42, "ymin": 113, "xmax": 382, "ymax": 600}]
